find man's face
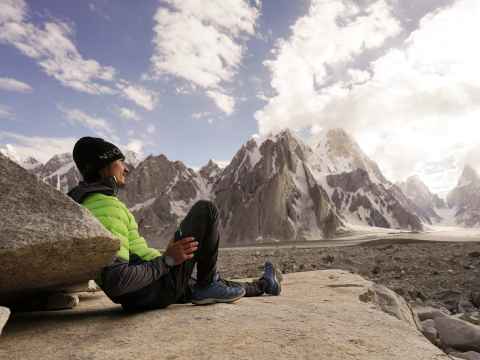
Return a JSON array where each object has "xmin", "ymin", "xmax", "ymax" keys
[{"xmin": 102, "ymin": 159, "xmax": 129, "ymax": 186}]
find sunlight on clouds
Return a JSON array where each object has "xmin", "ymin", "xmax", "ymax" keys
[
  {"xmin": 256, "ymin": 0, "xmax": 480, "ymax": 193},
  {"xmin": 150, "ymin": 0, "xmax": 260, "ymax": 114}
]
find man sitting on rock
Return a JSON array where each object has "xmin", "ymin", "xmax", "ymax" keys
[{"xmin": 68, "ymin": 137, "xmax": 282, "ymax": 311}]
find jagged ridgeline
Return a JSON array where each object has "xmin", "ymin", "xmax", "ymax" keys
[{"xmin": 7, "ymin": 128, "xmax": 479, "ymax": 247}]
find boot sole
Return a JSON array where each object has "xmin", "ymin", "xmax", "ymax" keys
[{"xmin": 191, "ymin": 291, "xmax": 245, "ymax": 305}]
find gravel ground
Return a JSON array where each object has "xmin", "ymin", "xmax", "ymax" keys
[{"xmin": 217, "ymin": 240, "xmax": 480, "ymax": 312}]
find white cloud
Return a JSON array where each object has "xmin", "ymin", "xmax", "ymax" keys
[
  {"xmin": 118, "ymin": 107, "xmax": 140, "ymax": 121},
  {"xmin": 117, "ymin": 81, "xmax": 158, "ymax": 111},
  {"xmin": 256, "ymin": 0, "xmax": 401, "ymax": 131},
  {"xmin": 0, "ymin": 0, "xmax": 115, "ymax": 95},
  {"xmin": 0, "ymin": 77, "xmax": 32, "ymax": 93},
  {"xmin": 0, "ymin": 132, "xmax": 76, "ymax": 163},
  {"xmin": 150, "ymin": 0, "xmax": 260, "ymax": 114},
  {"xmin": 0, "ymin": 105, "xmax": 13, "ymax": 119},
  {"xmin": 0, "ymin": 0, "xmax": 157, "ymax": 110},
  {"xmin": 255, "ymin": 0, "xmax": 480, "ymax": 193},
  {"xmin": 206, "ymin": 91, "xmax": 235, "ymax": 115},
  {"xmin": 126, "ymin": 139, "xmax": 144, "ymax": 156},
  {"xmin": 59, "ymin": 106, "xmax": 115, "ymax": 139}
]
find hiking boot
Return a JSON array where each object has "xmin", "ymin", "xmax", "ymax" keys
[
  {"xmin": 262, "ymin": 261, "xmax": 282, "ymax": 296},
  {"xmin": 191, "ymin": 274, "xmax": 246, "ymax": 305}
]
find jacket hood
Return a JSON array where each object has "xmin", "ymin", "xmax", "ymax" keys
[{"xmin": 68, "ymin": 176, "xmax": 119, "ymax": 204}]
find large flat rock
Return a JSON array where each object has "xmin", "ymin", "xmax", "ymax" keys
[
  {"xmin": 1, "ymin": 270, "xmax": 449, "ymax": 359},
  {"xmin": 0, "ymin": 153, "xmax": 119, "ymax": 302}
]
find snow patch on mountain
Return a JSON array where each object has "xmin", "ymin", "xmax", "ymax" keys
[
  {"xmin": 124, "ymin": 150, "xmax": 141, "ymax": 168},
  {"xmin": 130, "ymin": 197, "xmax": 156, "ymax": 212},
  {"xmin": 21, "ymin": 157, "xmax": 42, "ymax": 171},
  {"xmin": 47, "ymin": 161, "xmax": 75, "ymax": 180}
]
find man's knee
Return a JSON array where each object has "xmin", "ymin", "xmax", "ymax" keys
[{"xmin": 192, "ymin": 200, "xmax": 218, "ymax": 220}]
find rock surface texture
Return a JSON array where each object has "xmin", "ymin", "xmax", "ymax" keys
[
  {"xmin": 213, "ymin": 130, "xmax": 343, "ymax": 245},
  {"xmin": 0, "ymin": 153, "xmax": 120, "ymax": 303},
  {"xmin": 1, "ymin": 271, "xmax": 449, "ymax": 360}
]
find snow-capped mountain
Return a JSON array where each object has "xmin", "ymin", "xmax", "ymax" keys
[
  {"xmin": 118, "ymin": 154, "xmax": 212, "ymax": 248},
  {"xmin": 34, "ymin": 153, "xmax": 80, "ymax": 193},
  {"xmin": 325, "ymin": 169, "xmax": 423, "ymax": 230},
  {"xmin": 1, "ymin": 151, "xmax": 81, "ymax": 193},
  {"xmin": 397, "ymin": 175, "xmax": 445, "ymax": 223},
  {"xmin": 306, "ymin": 128, "xmax": 424, "ymax": 230},
  {"xmin": 10, "ymin": 150, "xmax": 141, "ymax": 194},
  {"xmin": 20, "ymin": 156, "xmax": 43, "ymax": 171},
  {"xmin": 14, "ymin": 127, "xmax": 456, "ymax": 246},
  {"xmin": 310, "ymin": 128, "xmax": 388, "ymax": 184},
  {"xmin": 124, "ymin": 150, "xmax": 141, "ymax": 169},
  {"xmin": 446, "ymin": 165, "xmax": 480, "ymax": 227},
  {"xmin": 213, "ymin": 129, "xmax": 344, "ymax": 245}
]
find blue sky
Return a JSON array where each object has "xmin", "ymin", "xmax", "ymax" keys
[{"xmin": 1, "ymin": 0, "xmax": 479, "ymax": 196}]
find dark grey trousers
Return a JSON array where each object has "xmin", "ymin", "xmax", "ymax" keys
[{"xmin": 111, "ymin": 200, "xmax": 266, "ymax": 312}]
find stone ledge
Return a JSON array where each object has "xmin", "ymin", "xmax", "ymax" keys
[{"xmin": 1, "ymin": 270, "xmax": 449, "ymax": 360}]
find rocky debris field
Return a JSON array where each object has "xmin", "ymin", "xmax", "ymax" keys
[{"xmin": 218, "ymin": 240, "xmax": 480, "ymax": 313}]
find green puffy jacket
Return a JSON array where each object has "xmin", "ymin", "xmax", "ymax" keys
[{"xmin": 82, "ymin": 193, "xmax": 161, "ymax": 262}]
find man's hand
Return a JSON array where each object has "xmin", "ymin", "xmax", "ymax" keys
[{"xmin": 164, "ymin": 237, "xmax": 199, "ymax": 265}]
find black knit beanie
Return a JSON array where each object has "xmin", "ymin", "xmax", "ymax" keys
[{"xmin": 73, "ymin": 137, "xmax": 125, "ymax": 181}]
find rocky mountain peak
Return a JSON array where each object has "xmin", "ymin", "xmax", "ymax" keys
[
  {"xmin": 458, "ymin": 164, "xmax": 480, "ymax": 187},
  {"xmin": 397, "ymin": 175, "xmax": 443, "ymax": 223},
  {"xmin": 405, "ymin": 175, "xmax": 431, "ymax": 196},
  {"xmin": 124, "ymin": 150, "xmax": 141, "ymax": 168},
  {"xmin": 199, "ymin": 159, "xmax": 222, "ymax": 182},
  {"xmin": 445, "ymin": 164, "xmax": 480, "ymax": 227},
  {"xmin": 311, "ymin": 128, "xmax": 387, "ymax": 184},
  {"xmin": 43, "ymin": 152, "xmax": 73, "ymax": 169},
  {"xmin": 20, "ymin": 156, "xmax": 42, "ymax": 171},
  {"xmin": 325, "ymin": 127, "xmax": 356, "ymax": 147},
  {"xmin": 218, "ymin": 128, "xmax": 310, "ymax": 192},
  {"xmin": 121, "ymin": 153, "xmax": 201, "ymax": 208}
]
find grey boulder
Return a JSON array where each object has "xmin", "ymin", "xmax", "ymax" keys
[
  {"xmin": 434, "ymin": 315, "xmax": 480, "ymax": 352},
  {"xmin": 0, "ymin": 153, "xmax": 119, "ymax": 304}
]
